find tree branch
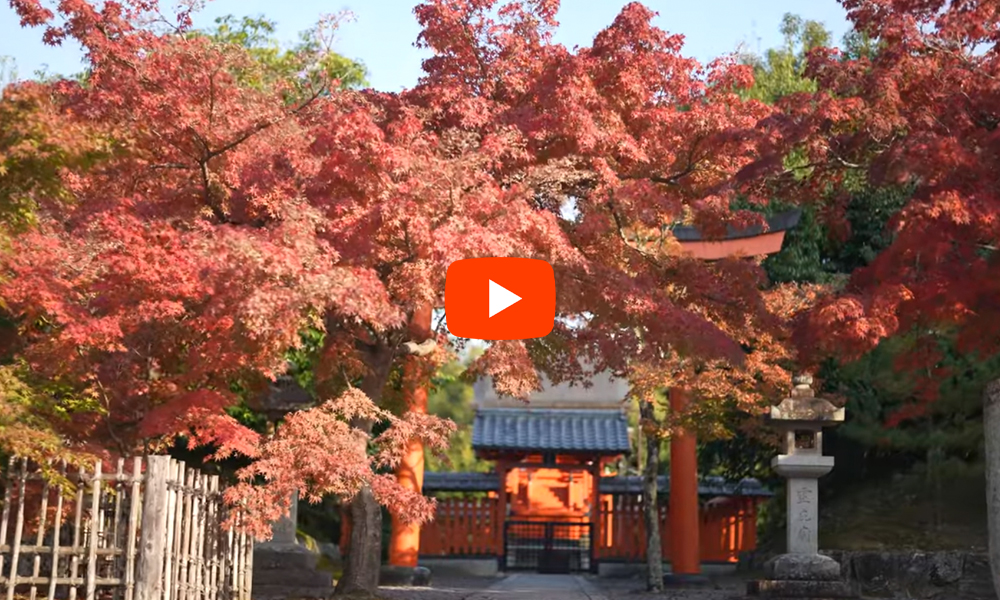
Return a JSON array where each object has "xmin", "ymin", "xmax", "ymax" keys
[{"xmin": 402, "ymin": 338, "xmax": 438, "ymax": 356}]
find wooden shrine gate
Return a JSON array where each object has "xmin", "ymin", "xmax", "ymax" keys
[{"xmin": 502, "ymin": 520, "xmax": 593, "ymax": 574}]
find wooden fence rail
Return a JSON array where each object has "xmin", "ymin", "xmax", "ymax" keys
[{"xmin": 0, "ymin": 456, "xmax": 252, "ymax": 600}]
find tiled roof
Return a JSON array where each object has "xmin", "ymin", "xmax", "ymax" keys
[
  {"xmin": 422, "ymin": 471, "xmax": 499, "ymax": 492},
  {"xmin": 671, "ymin": 208, "xmax": 801, "ymax": 241},
  {"xmin": 420, "ymin": 471, "xmax": 772, "ymax": 497},
  {"xmin": 472, "ymin": 408, "xmax": 631, "ymax": 454},
  {"xmin": 599, "ymin": 475, "xmax": 773, "ymax": 497}
]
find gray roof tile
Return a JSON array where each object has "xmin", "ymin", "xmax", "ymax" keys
[
  {"xmin": 420, "ymin": 471, "xmax": 773, "ymax": 497},
  {"xmin": 471, "ymin": 408, "xmax": 631, "ymax": 454}
]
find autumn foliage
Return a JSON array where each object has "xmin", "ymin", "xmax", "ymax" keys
[
  {"xmin": 0, "ymin": 6, "xmax": 833, "ymax": 592},
  {"xmin": 737, "ymin": 0, "xmax": 1000, "ymax": 422}
]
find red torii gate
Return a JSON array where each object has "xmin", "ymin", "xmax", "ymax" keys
[{"xmin": 387, "ymin": 210, "xmax": 801, "ymax": 576}]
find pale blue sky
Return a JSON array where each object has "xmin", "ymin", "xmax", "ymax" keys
[{"xmin": 1, "ymin": 0, "xmax": 852, "ymax": 92}]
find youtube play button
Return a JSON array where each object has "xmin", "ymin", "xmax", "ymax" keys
[
  {"xmin": 445, "ymin": 257, "xmax": 555, "ymax": 340},
  {"xmin": 488, "ymin": 280, "xmax": 521, "ymax": 317}
]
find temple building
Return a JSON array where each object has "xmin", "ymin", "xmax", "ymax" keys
[
  {"xmin": 416, "ymin": 371, "xmax": 772, "ymax": 574},
  {"xmin": 383, "ymin": 208, "xmax": 800, "ymax": 576}
]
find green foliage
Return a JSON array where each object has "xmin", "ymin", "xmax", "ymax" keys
[
  {"xmin": 0, "ymin": 88, "xmax": 113, "ymax": 246},
  {"xmin": 758, "ymin": 201, "xmax": 830, "ymax": 284},
  {"xmin": 426, "ymin": 349, "xmax": 490, "ymax": 473},
  {"xmin": 841, "ymin": 27, "xmax": 882, "ymax": 61},
  {"xmin": 731, "ymin": 182, "xmax": 912, "ymax": 285},
  {"xmin": 826, "ymin": 183, "xmax": 913, "ymax": 273},
  {"xmin": 821, "ymin": 332, "xmax": 989, "ymax": 459},
  {"xmin": 698, "ymin": 421, "xmax": 778, "ymax": 484},
  {"xmin": 0, "ymin": 363, "xmax": 100, "ymax": 464},
  {"xmin": 198, "ymin": 14, "xmax": 368, "ymax": 98},
  {"xmin": 740, "ymin": 13, "xmax": 831, "ymax": 104},
  {"xmin": 285, "ymin": 325, "xmax": 326, "ymax": 396}
]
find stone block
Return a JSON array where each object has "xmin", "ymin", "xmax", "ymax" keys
[
  {"xmin": 252, "ymin": 543, "xmax": 334, "ymax": 600},
  {"xmin": 412, "ymin": 566, "xmax": 432, "ymax": 586},
  {"xmin": 379, "ymin": 565, "xmax": 433, "ymax": 587},
  {"xmin": 253, "ymin": 567, "xmax": 334, "ymax": 587},
  {"xmin": 747, "ymin": 578, "xmax": 856, "ymax": 598},
  {"xmin": 764, "ymin": 553, "xmax": 841, "ymax": 582},
  {"xmin": 823, "ymin": 549, "xmax": 993, "ymax": 600},
  {"xmin": 253, "ymin": 545, "xmax": 320, "ymax": 571}
]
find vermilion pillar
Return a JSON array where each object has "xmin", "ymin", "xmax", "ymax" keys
[
  {"xmin": 388, "ymin": 303, "xmax": 433, "ymax": 567},
  {"xmin": 668, "ymin": 386, "xmax": 701, "ymax": 576}
]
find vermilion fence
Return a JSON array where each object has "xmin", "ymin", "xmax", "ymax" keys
[
  {"xmin": 418, "ymin": 494, "xmax": 759, "ymax": 563},
  {"xmin": 419, "ymin": 497, "xmax": 500, "ymax": 556},
  {"xmin": 593, "ymin": 495, "xmax": 758, "ymax": 563}
]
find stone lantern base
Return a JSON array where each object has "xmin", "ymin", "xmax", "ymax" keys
[
  {"xmin": 253, "ymin": 543, "xmax": 335, "ymax": 600},
  {"xmin": 746, "ymin": 553, "xmax": 857, "ymax": 599}
]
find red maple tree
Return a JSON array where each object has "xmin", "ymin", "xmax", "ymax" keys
[
  {"xmin": 737, "ymin": 0, "xmax": 1000, "ymax": 593},
  {"xmin": 2, "ymin": 0, "xmax": 456, "ymax": 552},
  {"xmin": 4, "ymin": 0, "xmax": 814, "ymax": 594}
]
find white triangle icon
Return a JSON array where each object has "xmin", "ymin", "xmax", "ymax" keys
[{"xmin": 488, "ymin": 279, "xmax": 521, "ymax": 318}]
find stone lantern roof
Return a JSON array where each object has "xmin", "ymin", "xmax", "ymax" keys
[
  {"xmin": 252, "ymin": 374, "xmax": 314, "ymax": 422},
  {"xmin": 768, "ymin": 374, "xmax": 844, "ymax": 426}
]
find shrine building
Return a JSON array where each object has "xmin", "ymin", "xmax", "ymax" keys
[{"xmin": 416, "ymin": 371, "xmax": 772, "ymax": 574}]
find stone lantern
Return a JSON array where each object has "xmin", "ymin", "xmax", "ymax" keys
[
  {"xmin": 250, "ymin": 374, "xmax": 335, "ymax": 600},
  {"xmin": 748, "ymin": 374, "xmax": 856, "ymax": 599}
]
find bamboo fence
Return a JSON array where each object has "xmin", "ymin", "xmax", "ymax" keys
[{"xmin": 0, "ymin": 456, "xmax": 253, "ymax": 600}]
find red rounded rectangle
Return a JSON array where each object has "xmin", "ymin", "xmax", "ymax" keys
[{"xmin": 445, "ymin": 257, "xmax": 555, "ymax": 340}]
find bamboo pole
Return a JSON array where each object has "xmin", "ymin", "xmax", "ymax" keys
[
  {"xmin": 123, "ymin": 458, "xmax": 141, "ymax": 600},
  {"xmin": 206, "ymin": 477, "xmax": 219, "ymax": 600},
  {"xmin": 188, "ymin": 473, "xmax": 201, "ymax": 600},
  {"xmin": 68, "ymin": 465, "xmax": 85, "ymax": 600},
  {"xmin": 0, "ymin": 457, "xmax": 14, "ymax": 580},
  {"xmin": 170, "ymin": 461, "xmax": 185, "ymax": 600},
  {"xmin": 239, "ymin": 520, "xmax": 251, "ymax": 600},
  {"xmin": 29, "ymin": 468, "xmax": 51, "ymax": 600},
  {"xmin": 7, "ymin": 458, "xmax": 29, "ymax": 600},
  {"xmin": 177, "ymin": 469, "xmax": 193, "ymax": 600},
  {"xmin": 223, "ymin": 518, "xmax": 234, "ymax": 598},
  {"xmin": 47, "ymin": 462, "xmax": 66, "ymax": 600},
  {"xmin": 162, "ymin": 460, "xmax": 177, "ymax": 600},
  {"xmin": 85, "ymin": 460, "xmax": 102, "ymax": 600},
  {"xmin": 110, "ymin": 459, "xmax": 124, "ymax": 600}
]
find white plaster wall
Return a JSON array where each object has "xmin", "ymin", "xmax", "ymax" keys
[{"xmin": 473, "ymin": 370, "xmax": 629, "ymax": 409}]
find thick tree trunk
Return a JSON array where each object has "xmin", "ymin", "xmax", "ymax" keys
[
  {"xmin": 639, "ymin": 399, "xmax": 664, "ymax": 591},
  {"xmin": 984, "ymin": 378, "xmax": 1000, "ymax": 600},
  {"xmin": 334, "ymin": 342, "xmax": 395, "ymax": 597},
  {"xmin": 335, "ymin": 481, "xmax": 383, "ymax": 596}
]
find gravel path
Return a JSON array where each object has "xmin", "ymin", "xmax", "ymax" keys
[
  {"xmin": 379, "ymin": 573, "xmax": 605, "ymax": 600},
  {"xmin": 377, "ymin": 573, "xmax": 751, "ymax": 600},
  {"xmin": 594, "ymin": 574, "xmax": 748, "ymax": 600}
]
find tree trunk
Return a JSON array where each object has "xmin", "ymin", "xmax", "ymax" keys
[
  {"xmin": 639, "ymin": 399, "xmax": 664, "ymax": 592},
  {"xmin": 984, "ymin": 378, "xmax": 1000, "ymax": 600},
  {"xmin": 335, "ymin": 481, "xmax": 383, "ymax": 596},
  {"xmin": 334, "ymin": 342, "xmax": 395, "ymax": 597}
]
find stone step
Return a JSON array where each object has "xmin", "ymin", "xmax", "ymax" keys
[
  {"xmin": 253, "ymin": 568, "xmax": 334, "ymax": 587},
  {"xmin": 251, "ymin": 583, "xmax": 334, "ymax": 600},
  {"xmin": 252, "ymin": 548, "xmax": 319, "ymax": 571}
]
